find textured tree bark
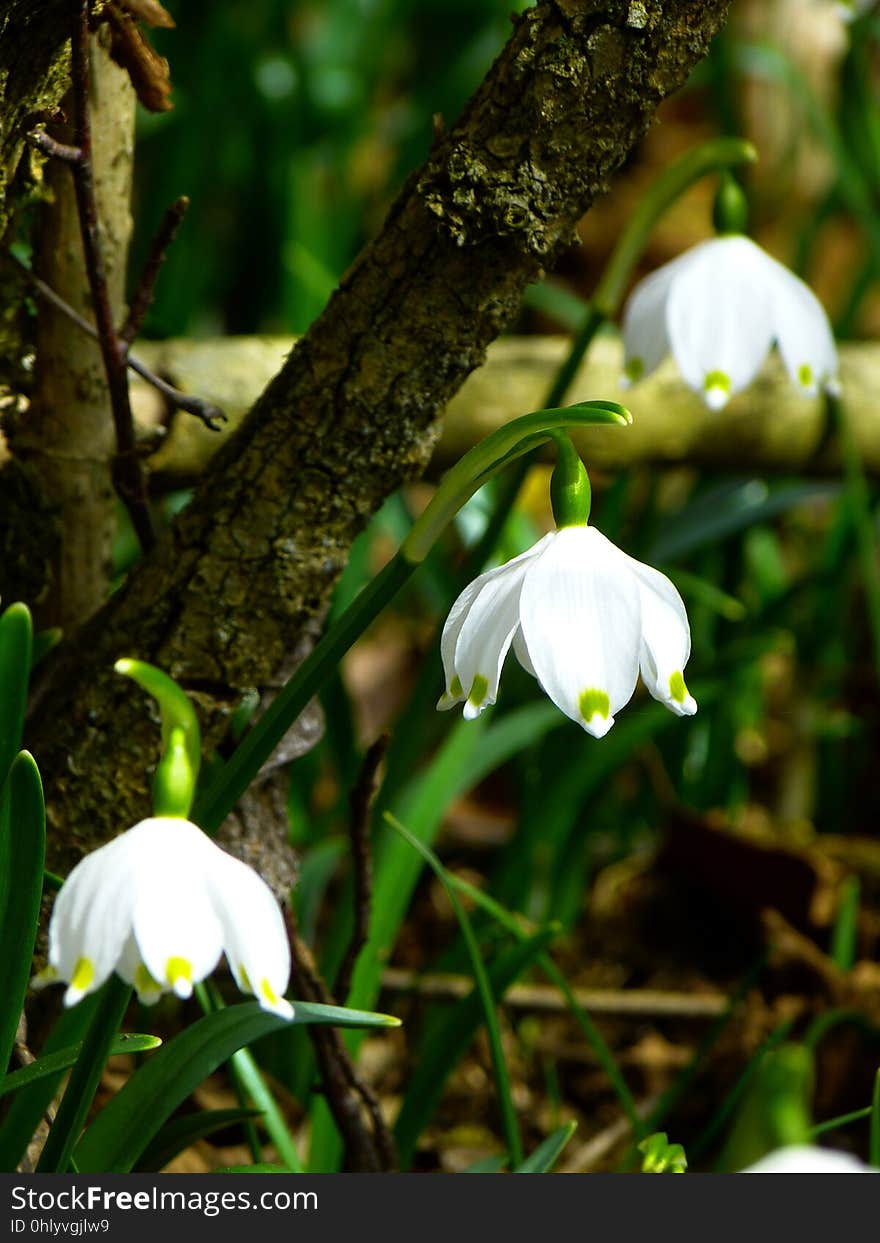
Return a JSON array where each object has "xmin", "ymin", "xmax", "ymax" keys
[
  {"xmin": 27, "ymin": 0, "xmax": 732, "ymax": 877},
  {"xmin": 9, "ymin": 34, "xmax": 135, "ymax": 632},
  {"xmin": 0, "ymin": 0, "xmax": 71, "ymax": 387}
]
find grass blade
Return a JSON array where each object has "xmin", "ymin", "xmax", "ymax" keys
[
  {"xmin": 135, "ymin": 1107, "xmax": 262, "ymax": 1172},
  {"xmin": 386, "ymin": 813, "xmax": 524, "ymax": 1167},
  {"xmin": 514, "ymin": 1121, "xmax": 577, "ymax": 1173}
]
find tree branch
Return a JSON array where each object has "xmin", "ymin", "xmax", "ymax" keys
[{"xmin": 28, "ymin": 0, "xmax": 732, "ymax": 877}]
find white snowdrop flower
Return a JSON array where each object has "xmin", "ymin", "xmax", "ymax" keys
[
  {"xmin": 41, "ymin": 817, "xmax": 294, "ymax": 1019},
  {"xmin": 621, "ymin": 235, "xmax": 839, "ymax": 410},
  {"xmin": 437, "ymin": 525, "xmax": 696, "ymax": 738},
  {"xmin": 743, "ymin": 1145, "xmax": 876, "ymax": 1174}
]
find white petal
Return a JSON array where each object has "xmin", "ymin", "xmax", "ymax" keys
[
  {"xmin": 438, "ymin": 535, "xmax": 552, "ymax": 711},
  {"xmin": 209, "ymin": 853, "xmax": 293, "ymax": 1019},
  {"xmin": 666, "ymin": 236, "xmax": 776, "ymax": 407},
  {"xmin": 127, "ymin": 819, "xmax": 225, "ymax": 999},
  {"xmin": 116, "ymin": 933, "xmax": 163, "ymax": 1004},
  {"xmin": 453, "ymin": 562, "xmax": 532, "ymax": 719},
  {"xmin": 48, "ymin": 835, "xmax": 137, "ymax": 1005},
  {"xmin": 621, "ymin": 249, "xmax": 698, "ymax": 383},
  {"xmin": 621, "ymin": 556, "xmax": 697, "ymax": 716},
  {"xmin": 512, "ymin": 626, "xmax": 536, "ymax": 677},
  {"xmin": 762, "ymin": 255, "xmax": 839, "ymax": 395},
  {"xmin": 518, "ymin": 527, "xmax": 642, "ymax": 736},
  {"xmin": 743, "ymin": 1145, "xmax": 875, "ymax": 1174}
]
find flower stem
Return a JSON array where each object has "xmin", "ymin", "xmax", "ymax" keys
[
  {"xmin": 831, "ymin": 392, "xmax": 880, "ymax": 676},
  {"xmin": 36, "ymin": 977, "xmax": 132, "ymax": 1172}
]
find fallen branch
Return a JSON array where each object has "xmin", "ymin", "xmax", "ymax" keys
[{"xmin": 125, "ymin": 336, "xmax": 880, "ymax": 485}]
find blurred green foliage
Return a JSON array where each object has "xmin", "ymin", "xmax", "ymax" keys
[{"xmin": 134, "ymin": 0, "xmax": 530, "ymax": 336}]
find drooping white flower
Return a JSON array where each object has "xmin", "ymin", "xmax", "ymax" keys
[
  {"xmin": 438, "ymin": 526, "xmax": 696, "ymax": 738},
  {"xmin": 40, "ymin": 817, "xmax": 293, "ymax": 1019},
  {"xmin": 621, "ymin": 235, "xmax": 839, "ymax": 410},
  {"xmin": 743, "ymin": 1144, "xmax": 876, "ymax": 1174}
]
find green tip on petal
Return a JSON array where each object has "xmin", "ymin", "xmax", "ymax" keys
[
  {"xmin": 797, "ymin": 363, "xmax": 814, "ymax": 389},
  {"xmin": 624, "ymin": 356, "xmax": 644, "ymax": 383},
  {"xmin": 71, "ymin": 956, "xmax": 94, "ymax": 992},
  {"xmin": 450, "ymin": 675, "xmax": 463, "ymax": 698},
  {"xmin": 703, "ymin": 370, "xmax": 731, "ymax": 395},
  {"xmin": 166, "ymin": 956, "xmax": 193, "ymax": 997},
  {"xmin": 468, "ymin": 674, "xmax": 489, "ymax": 710},
  {"xmin": 669, "ymin": 671, "xmax": 689, "ymax": 705},
  {"xmin": 579, "ymin": 688, "xmax": 610, "ymax": 723},
  {"xmin": 703, "ymin": 370, "xmax": 731, "ymax": 410}
]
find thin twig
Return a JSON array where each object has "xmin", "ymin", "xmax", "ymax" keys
[
  {"xmin": 67, "ymin": 0, "xmax": 155, "ymax": 551},
  {"xmin": 379, "ymin": 967, "xmax": 729, "ymax": 1018},
  {"xmin": 335, "ymin": 734, "xmax": 388, "ymax": 1003},
  {"xmin": 27, "ymin": 129, "xmax": 83, "ymax": 164},
  {"xmin": 120, "ymin": 195, "xmax": 190, "ymax": 346},
  {"xmin": 6, "ymin": 252, "xmax": 227, "ymax": 431},
  {"xmin": 286, "ymin": 912, "xmax": 397, "ymax": 1172}
]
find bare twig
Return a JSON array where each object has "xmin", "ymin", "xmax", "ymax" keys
[
  {"xmin": 335, "ymin": 735, "xmax": 388, "ymax": 1003},
  {"xmin": 286, "ymin": 912, "xmax": 397, "ymax": 1172},
  {"xmin": 380, "ymin": 967, "xmax": 729, "ymax": 1019},
  {"xmin": 27, "ymin": 129, "xmax": 82, "ymax": 164},
  {"xmin": 65, "ymin": 0, "xmax": 155, "ymax": 551},
  {"xmin": 6, "ymin": 251, "xmax": 227, "ymax": 431},
  {"xmin": 120, "ymin": 194, "xmax": 189, "ymax": 346}
]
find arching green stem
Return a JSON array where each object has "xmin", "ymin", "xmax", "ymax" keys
[
  {"xmin": 115, "ymin": 659, "xmax": 202, "ymax": 786},
  {"xmin": 193, "ymin": 400, "xmax": 630, "ymax": 833}
]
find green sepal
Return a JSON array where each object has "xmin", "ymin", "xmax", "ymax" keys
[
  {"xmin": 549, "ymin": 433, "xmax": 591, "ymax": 528},
  {"xmin": 712, "ymin": 171, "xmax": 749, "ymax": 236},
  {"xmin": 153, "ymin": 725, "xmax": 197, "ymax": 818}
]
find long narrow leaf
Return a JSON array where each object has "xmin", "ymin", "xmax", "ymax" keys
[
  {"xmin": 75, "ymin": 1000, "xmax": 397, "ymax": 1172},
  {"xmin": 135, "ymin": 1108, "xmax": 262, "ymax": 1172},
  {"xmin": 386, "ymin": 814, "xmax": 523, "ymax": 1167},
  {"xmin": 0, "ymin": 604, "xmax": 32, "ymax": 790},
  {"xmin": 0, "ymin": 753, "xmax": 45, "ymax": 1077},
  {"xmin": 0, "ymin": 994, "xmax": 98, "ymax": 1171},
  {"xmin": 515, "ymin": 1121, "xmax": 577, "ymax": 1173},
  {"xmin": 1, "ymin": 1034, "xmax": 161, "ymax": 1101},
  {"xmin": 393, "ymin": 926, "xmax": 557, "ymax": 1167}
]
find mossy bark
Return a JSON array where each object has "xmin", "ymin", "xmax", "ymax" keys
[
  {"xmin": 28, "ymin": 0, "xmax": 731, "ymax": 876},
  {"xmin": 9, "ymin": 34, "xmax": 135, "ymax": 632},
  {"xmin": 0, "ymin": 0, "xmax": 71, "ymax": 386}
]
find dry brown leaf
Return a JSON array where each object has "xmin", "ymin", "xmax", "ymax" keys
[
  {"xmin": 105, "ymin": 6, "xmax": 174, "ymax": 113},
  {"xmin": 117, "ymin": 0, "xmax": 175, "ymax": 28}
]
